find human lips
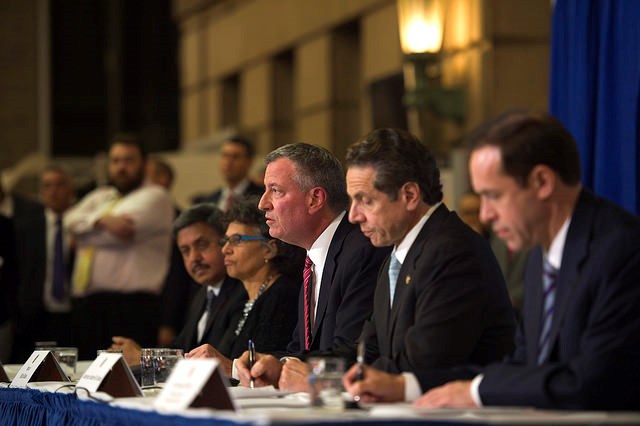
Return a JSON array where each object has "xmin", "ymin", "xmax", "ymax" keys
[{"xmin": 191, "ymin": 263, "xmax": 209, "ymax": 275}]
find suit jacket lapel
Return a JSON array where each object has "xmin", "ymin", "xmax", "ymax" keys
[
  {"xmin": 186, "ymin": 286, "xmax": 207, "ymax": 348},
  {"xmin": 387, "ymin": 204, "xmax": 448, "ymax": 347},
  {"xmin": 525, "ymin": 248, "xmax": 543, "ymax": 364},
  {"xmin": 312, "ymin": 216, "xmax": 349, "ymax": 341},
  {"xmin": 546, "ymin": 189, "xmax": 592, "ymax": 356}
]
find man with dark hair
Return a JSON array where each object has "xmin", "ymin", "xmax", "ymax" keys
[
  {"xmin": 192, "ymin": 136, "xmax": 264, "ymax": 210},
  {"xmin": 341, "ymin": 128, "xmax": 515, "ymax": 402},
  {"xmin": 66, "ymin": 134, "xmax": 174, "ymax": 359},
  {"xmin": 112, "ymin": 204, "xmax": 247, "ymax": 365},
  {"xmin": 235, "ymin": 143, "xmax": 389, "ymax": 390},
  {"xmin": 355, "ymin": 112, "xmax": 640, "ymax": 410}
]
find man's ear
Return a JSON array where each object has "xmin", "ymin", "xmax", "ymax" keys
[
  {"xmin": 264, "ymin": 239, "xmax": 277, "ymax": 260},
  {"xmin": 529, "ymin": 165, "xmax": 555, "ymax": 200},
  {"xmin": 399, "ymin": 182, "xmax": 421, "ymax": 211},
  {"xmin": 307, "ymin": 186, "xmax": 327, "ymax": 214}
]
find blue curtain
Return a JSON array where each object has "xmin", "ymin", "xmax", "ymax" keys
[{"xmin": 550, "ymin": 0, "xmax": 640, "ymax": 214}]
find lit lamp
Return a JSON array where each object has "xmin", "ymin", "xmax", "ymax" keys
[{"xmin": 397, "ymin": 0, "xmax": 464, "ymax": 122}]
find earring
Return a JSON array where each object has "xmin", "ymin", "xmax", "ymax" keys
[{"xmin": 264, "ymin": 258, "xmax": 269, "ymax": 264}]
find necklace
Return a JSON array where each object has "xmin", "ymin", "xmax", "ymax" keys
[{"xmin": 234, "ymin": 275, "xmax": 272, "ymax": 336}]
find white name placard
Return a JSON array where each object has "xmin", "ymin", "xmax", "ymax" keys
[
  {"xmin": 76, "ymin": 353, "xmax": 122, "ymax": 393},
  {"xmin": 10, "ymin": 351, "xmax": 68, "ymax": 388},
  {"xmin": 76, "ymin": 353, "xmax": 142, "ymax": 398},
  {"xmin": 154, "ymin": 358, "xmax": 235, "ymax": 411}
]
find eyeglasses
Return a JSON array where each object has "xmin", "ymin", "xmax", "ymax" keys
[{"xmin": 218, "ymin": 234, "xmax": 268, "ymax": 247}]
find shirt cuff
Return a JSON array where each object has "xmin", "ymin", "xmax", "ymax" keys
[
  {"xmin": 470, "ymin": 374, "xmax": 484, "ymax": 407},
  {"xmin": 231, "ymin": 358, "xmax": 239, "ymax": 380},
  {"xmin": 402, "ymin": 372, "xmax": 422, "ymax": 402}
]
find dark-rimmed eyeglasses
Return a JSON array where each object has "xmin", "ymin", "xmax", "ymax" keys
[{"xmin": 218, "ymin": 234, "xmax": 268, "ymax": 247}]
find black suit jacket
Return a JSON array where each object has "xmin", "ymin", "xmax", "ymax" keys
[
  {"xmin": 173, "ymin": 276, "xmax": 247, "ymax": 355},
  {"xmin": 365, "ymin": 204, "xmax": 515, "ymax": 374},
  {"xmin": 192, "ymin": 181, "xmax": 264, "ymax": 205},
  {"xmin": 218, "ymin": 275, "xmax": 300, "ymax": 359},
  {"xmin": 0, "ymin": 215, "xmax": 18, "ymax": 325},
  {"xmin": 12, "ymin": 197, "xmax": 46, "ymax": 327},
  {"xmin": 285, "ymin": 215, "xmax": 390, "ymax": 362},
  {"xmin": 477, "ymin": 189, "xmax": 640, "ymax": 409}
]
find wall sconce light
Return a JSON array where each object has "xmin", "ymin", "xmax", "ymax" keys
[{"xmin": 397, "ymin": 0, "xmax": 465, "ymax": 122}]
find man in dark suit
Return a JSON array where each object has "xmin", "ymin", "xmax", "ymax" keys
[
  {"xmin": 341, "ymin": 128, "xmax": 514, "ymax": 400},
  {"xmin": 3, "ymin": 168, "xmax": 78, "ymax": 363},
  {"xmin": 191, "ymin": 136, "xmax": 264, "ymax": 210},
  {"xmin": 395, "ymin": 111, "xmax": 640, "ymax": 410},
  {"xmin": 235, "ymin": 143, "xmax": 389, "ymax": 390},
  {"xmin": 112, "ymin": 204, "xmax": 247, "ymax": 365}
]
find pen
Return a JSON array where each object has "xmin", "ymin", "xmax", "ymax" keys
[
  {"xmin": 248, "ymin": 339, "xmax": 256, "ymax": 389},
  {"xmin": 355, "ymin": 340, "xmax": 365, "ymax": 381}
]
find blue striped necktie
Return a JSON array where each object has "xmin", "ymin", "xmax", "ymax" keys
[
  {"xmin": 388, "ymin": 252, "xmax": 401, "ymax": 307},
  {"xmin": 537, "ymin": 258, "xmax": 558, "ymax": 364}
]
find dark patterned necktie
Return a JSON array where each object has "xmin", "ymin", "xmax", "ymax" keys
[
  {"xmin": 537, "ymin": 258, "xmax": 558, "ymax": 364},
  {"xmin": 51, "ymin": 216, "xmax": 66, "ymax": 301},
  {"xmin": 303, "ymin": 256, "xmax": 313, "ymax": 350}
]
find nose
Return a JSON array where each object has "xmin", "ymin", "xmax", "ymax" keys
[
  {"xmin": 221, "ymin": 241, "xmax": 232, "ymax": 254},
  {"xmin": 479, "ymin": 199, "xmax": 495, "ymax": 224},
  {"xmin": 187, "ymin": 248, "xmax": 202, "ymax": 265},
  {"xmin": 258, "ymin": 192, "xmax": 270, "ymax": 211},
  {"xmin": 348, "ymin": 202, "xmax": 362, "ymax": 224}
]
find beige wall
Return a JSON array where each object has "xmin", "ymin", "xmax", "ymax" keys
[{"xmin": 175, "ymin": 0, "xmax": 550, "ymax": 157}]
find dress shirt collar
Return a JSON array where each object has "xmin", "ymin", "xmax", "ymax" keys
[
  {"xmin": 394, "ymin": 202, "xmax": 441, "ymax": 264},
  {"xmin": 206, "ymin": 279, "xmax": 223, "ymax": 296},
  {"xmin": 544, "ymin": 217, "xmax": 571, "ymax": 270},
  {"xmin": 307, "ymin": 211, "xmax": 345, "ymax": 269}
]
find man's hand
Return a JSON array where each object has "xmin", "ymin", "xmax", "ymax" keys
[
  {"xmin": 342, "ymin": 364, "xmax": 405, "ymax": 403},
  {"xmin": 236, "ymin": 351, "xmax": 282, "ymax": 387},
  {"xmin": 97, "ymin": 214, "xmax": 135, "ymax": 240},
  {"xmin": 110, "ymin": 336, "xmax": 141, "ymax": 366},
  {"xmin": 414, "ymin": 381, "xmax": 477, "ymax": 408},
  {"xmin": 278, "ymin": 358, "xmax": 311, "ymax": 392},
  {"xmin": 186, "ymin": 344, "xmax": 232, "ymax": 376}
]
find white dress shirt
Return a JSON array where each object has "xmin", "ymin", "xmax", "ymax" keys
[{"xmin": 65, "ymin": 183, "xmax": 174, "ymax": 296}]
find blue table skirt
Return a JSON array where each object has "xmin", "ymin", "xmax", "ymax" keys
[{"xmin": 0, "ymin": 388, "xmax": 245, "ymax": 426}]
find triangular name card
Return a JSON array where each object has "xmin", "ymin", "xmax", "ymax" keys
[
  {"xmin": 154, "ymin": 358, "xmax": 235, "ymax": 411},
  {"xmin": 76, "ymin": 353, "xmax": 143, "ymax": 397},
  {"xmin": 0, "ymin": 361, "xmax": 9, "ymax": 382},
  {"xmin": 10, "ymin": 351, "xmax": 70, "ymax": 387}
]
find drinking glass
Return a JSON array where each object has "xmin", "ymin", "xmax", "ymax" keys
[{"xmin": 308, "ymin": 357, "xmax": 345, "ymax": 411}]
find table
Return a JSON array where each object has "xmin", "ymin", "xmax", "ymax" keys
[{"xmin": 2, "ymin": 386, "xmax": 640, "ymax": 426}]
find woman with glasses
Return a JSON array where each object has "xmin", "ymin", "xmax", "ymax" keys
[{"xmin": 186, "ymin": 196, "xmax": 304, "ymax": 374}]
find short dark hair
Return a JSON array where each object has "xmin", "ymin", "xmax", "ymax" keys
[
  {"xmin": 149, "ymin": 156, "xmax": 174, "ymax": 185},
  {"xmin": 109, "ymin": 132, "xmax": 147, "ymax": 160},
  {"xmin": 466, "ymin": 110, "xmax": 582, "ymax": 187},
  {"xmin": 226, "ymin": 135, "xmax": 255, "ymax": 158},
  {"xmin": 173, "ymin": 204, "xmax": 225, "ymax": 239},
  {"xmin": 265, "ymin": 143, "xmax": 350, "ymax": 213},
  {"xmin": 224, "ymin": 195, "xmax": 305, "ymax": 279},
  {"xmin": 345, "ymin": 128, "xmax": 443, "ymax": 205}
]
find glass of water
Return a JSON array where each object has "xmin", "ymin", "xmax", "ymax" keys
[
  {"xmin": 308, "ymin": 357, "xmax": 345, "ymax": 411},
  {"xmin": 50, "ymin": 347, "xmax": 78, "ymax": 380},
  {"xmin": 153, "ymin": 348, "xmax": 184, "ymax": 384},
  {"xmin": 140, "ymin": 348, "xmax": 157, "ymax": 387}
]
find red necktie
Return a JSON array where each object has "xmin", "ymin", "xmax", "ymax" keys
[{"xmin": 303, "ymin": 256, "xmax": 313, "ymax": 351}]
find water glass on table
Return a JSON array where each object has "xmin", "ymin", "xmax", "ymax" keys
[
  {"xmin": 153, "ymin": 348, "xmax": 184, "ymax": 384},
  {"xmin": 308, "ymin": 357, "xmax": 345, "ymax": 411},
  {"xmin": 50, "ymin": 347, "xmax": 78, "ymax": 380}
]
